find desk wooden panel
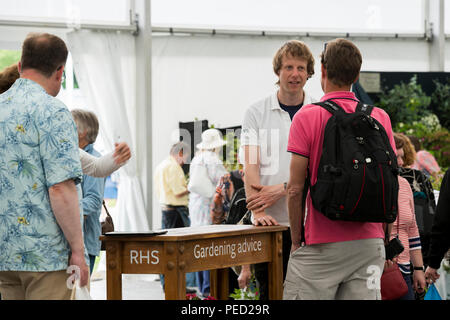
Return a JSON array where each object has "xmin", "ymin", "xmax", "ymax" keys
[{"xmin": 101, "ymin": 224, "xmax": 287, "ymax": 300}]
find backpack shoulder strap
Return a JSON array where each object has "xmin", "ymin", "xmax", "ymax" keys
[
  {"xmin": 312, "ymin": 99, "xmax": 346, "ymax": 115},
  {"xmin": 320, "ymin": 97, "xmax": 375, "ymax": 116},
  {"xmin": 355, "ymin": 102, "xmax": 374, "ymax": 115}
]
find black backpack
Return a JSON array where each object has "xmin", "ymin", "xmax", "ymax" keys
[
  {"xmin": 221, "ymin": 170, "xmax": 251, "ymax": 225},
  {"xmin": 399, "ymin": 167, "xmax": 436, "ymax": 234},
  {"xmin": 225, "ymin": 186, "xmax": 249, "ymax": 225},
  {"xmin": 310, "ymin": 98, "xmax": 399, "ymax": 223}
]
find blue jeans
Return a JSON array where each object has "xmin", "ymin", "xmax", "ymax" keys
[
  {"xmin": 196, "ymin": 270, "xmax": 210, "ymax": 296},
  {"xmin": 89, "ymin": 255, "xmax": 96, "ymax": 275},
  {"xmin": 160, "ymin": 206, "xmax": 196, "ymax": 288},
  {"xmin": 162, "ymin": 206, "xmax": 189, "ymax": 229},
  {"xmin": 399, "ymin": 272, "xmax": 415, "ymax": 300}
]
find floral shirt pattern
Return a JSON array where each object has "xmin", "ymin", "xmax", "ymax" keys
[
  {"xmin": 189, "ymin": 151, "xmax": 227, "ymax": 227},
  {"xmin": 0, "ymin": 79, "xmax": 82, "ymax": 272}
]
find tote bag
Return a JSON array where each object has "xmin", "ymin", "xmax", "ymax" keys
[
  {"xmin": 380, "ymin": 263, "xmax": 408, "ymax": 300},
  {"xmin": 70, "ymin": 280, "xmax": 92, "ymax": 300},
  {"xmin": 380, "ymin": 208, "xmax": 408, "ymax": 300},
  {"xmin": 424, "ymin": 283, "xmax": 442, "ymax": 300},
  {"xmin": 188, "ymin": 163, "xmax": 215, "ymax": 198}
]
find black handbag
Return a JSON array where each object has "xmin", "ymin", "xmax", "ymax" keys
[{"xmin": 101, "ymin": 200, "xmax": 114, "ymax": 250}]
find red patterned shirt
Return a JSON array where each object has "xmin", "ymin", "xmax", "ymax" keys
[{"xmin": 412, "ymin": 150, "xmax": 440, "ymax": 177}]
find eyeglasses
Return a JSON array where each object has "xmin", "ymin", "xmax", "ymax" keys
[{"xmin": 57, "ymin": 65, "xmax": 65, "ymax": 84}]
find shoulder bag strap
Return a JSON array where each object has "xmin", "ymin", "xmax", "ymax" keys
[
  {"xmin": 300, "ymin": 169, "xmax": 310, "ymax": 245},
  {"xmin": 103, "ymin": 200, "xmax": 111, "ymax": 218},
  {"xmin": 384, "ymin": 201, "xmax": 400, "ymax": 242}
]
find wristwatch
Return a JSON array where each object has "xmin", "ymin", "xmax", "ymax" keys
[{"xmin": 413, "ymin": 266, "xmax": 424, "ymax": 271}]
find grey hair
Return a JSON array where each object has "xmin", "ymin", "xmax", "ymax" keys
[
  {"xmin": 170, "ymin": 141, "xmax": 191, "ymax": 158},
  {"xmin": 71, "ymin": 109, "xmax": 99, "ymax": 145}
]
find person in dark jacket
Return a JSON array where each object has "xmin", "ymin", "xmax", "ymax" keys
[{"xmin": 425, "ymin": 169, "xmax": 450, "ymax": 284}]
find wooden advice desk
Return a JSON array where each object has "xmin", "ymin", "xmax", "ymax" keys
[{"xmin": 101, "ymin": 224, "xmax": 288, "ymax": 300}]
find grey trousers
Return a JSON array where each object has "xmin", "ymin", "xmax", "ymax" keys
[{"xmin": 283, "ymin": 238, "xmax": 385, "ymax": 300}]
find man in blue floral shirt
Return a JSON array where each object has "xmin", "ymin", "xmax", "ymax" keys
[{"xmin": 0, "ymin": 33, "xmax": 88, "ymax": 299}]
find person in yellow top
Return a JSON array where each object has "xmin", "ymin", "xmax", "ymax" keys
[
  {"xmin": 154, "ymin": 141, "xmax": 197, "ymax": 293},
  {"xmin": 154, "ymin": 141, "xmax": 191, "ymax": 229}
]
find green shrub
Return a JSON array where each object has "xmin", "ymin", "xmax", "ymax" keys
[
  {"xmin": 431, "ymin": 79, "xmax": 450, "ymax": 131},
  {"xmin": 395, "ymin": 113, "xmax": 442, "ymax": 137},
  {"xmin": 421, "ymin": 129, "xmax": 450, "ymax": 169},
  {"xmin": 222, "ymin": 132, "xmax": 241, "ymax": 172},
  {"xmin": 376, "ymin": 75, "xmax": 449, "ymax": 181},
  {"xmin": 395, "ymin": 112, "xmax": 450, "ymax": 171},
  {"xmin": 378, "ymin": 75, "xmax": 431, "ymax": 126}
]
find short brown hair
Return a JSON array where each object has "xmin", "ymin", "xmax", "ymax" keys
[
  {"xmin": 71, "ymin": 109, "xmax": 100, "ymax": 145},
  {"xmin": 394, "ymin": 132, "xmax": 416, "ymax": 167},
  {"xmin": 20, "ymin": 33, "xmax": 68, "ymax": 78},
  {"xmin": 0, "ymin": 63, "xmax": 20, "ymax": 94},
  {"xmin": 273, "ymin": 40, "xmax": 315, "ymax": 80},
  {"xmin": 321, "ymin": 38, "xmax": 362, "ymax": 87}
]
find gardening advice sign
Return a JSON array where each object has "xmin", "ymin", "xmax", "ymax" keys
[{"xmin": 121, "ymin": 233, "xmax": 271, "ymax": 274}]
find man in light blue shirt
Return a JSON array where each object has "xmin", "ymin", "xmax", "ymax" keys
[
  {"xmin": 71, "ymin": 109, "xmax": 106, "ymax": 275},
  {"xmin": 0, "ymin": 33, "xmax": 88, "ymax": 299}
]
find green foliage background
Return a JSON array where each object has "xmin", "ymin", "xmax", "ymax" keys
[
  {"xmin": 431, "ymin": 80, "xmax": 450, "ymax": 130},
  {"xmin": 376, "ymin": 74, "xmax": 449, "ymax": 189},
  {"xmin": 0, "ymin": 50, "xmax": 21, "ymax": 71},
  {"xmin": 377, "ymin": 75, "xmax": 432, "ymax": 125}
]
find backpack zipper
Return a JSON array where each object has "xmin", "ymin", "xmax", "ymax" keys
[
  {"xmin": 379, "ymin": 164, "xmax": 387, "ymax": 216},
  {"xmin": 350, "ymin": 163, "xmax": 366, "ymax": 215}
]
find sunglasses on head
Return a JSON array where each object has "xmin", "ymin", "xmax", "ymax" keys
[{"xmin": 321, "ymin": 42, "xmax": 328, "ymax": 64}]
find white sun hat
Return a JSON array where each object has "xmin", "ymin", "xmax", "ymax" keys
[{"xmin": 196, "ymin": 128, "xmax": 227, "ymax": 150}]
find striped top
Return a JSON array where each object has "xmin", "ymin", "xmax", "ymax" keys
[{"xmin": 390, "ymin": 176, "xmax": 422, "ymax": 274}]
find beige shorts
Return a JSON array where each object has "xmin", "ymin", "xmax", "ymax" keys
[
  {"xmin": 0, "ymin": 270, "xmax": 72, "ymax": 300},
  {"xmin": 283, "ymin": 238, "xmax": 385, "ymax": 300}
]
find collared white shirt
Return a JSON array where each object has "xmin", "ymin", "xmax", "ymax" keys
[{"xmin": 241, "ymin": 90, "xmax": 316, "ymax": 225}]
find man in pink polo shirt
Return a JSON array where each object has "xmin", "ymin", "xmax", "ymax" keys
[{"xmin": 283, "ymin": 38, "xmax": 396, "ymax": 300}]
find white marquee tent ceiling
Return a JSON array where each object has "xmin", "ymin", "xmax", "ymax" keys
[{"xmin": 0, "ymin": 0, "xmax": 434, "ymax": 34}]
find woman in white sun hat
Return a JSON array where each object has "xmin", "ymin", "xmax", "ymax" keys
[{"xmin": 188, "ymin": 128, "xmax": 228, "ymax": 297}]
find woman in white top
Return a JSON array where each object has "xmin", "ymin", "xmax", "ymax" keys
[
  {"xmin": 188, "ymin": 129, "xmax": 227, "ymax": 296},
  {"xmin": 188, "ymin": 129, "xmax": 228, "ymax": 227}
]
